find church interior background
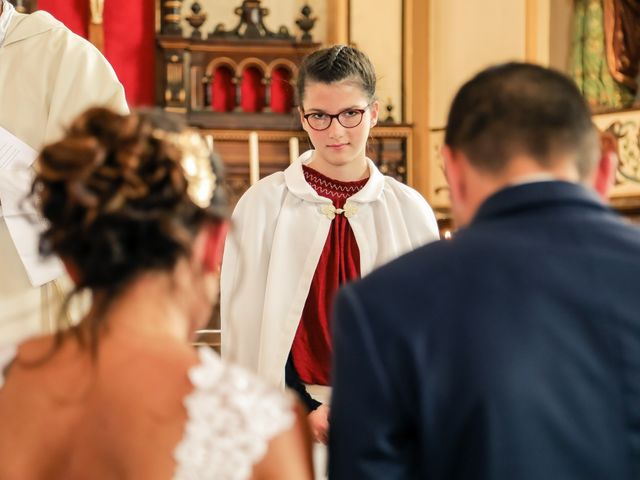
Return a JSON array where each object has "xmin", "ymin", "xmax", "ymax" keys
[
  {"xmin": 8, "ymin": 0, "xmax": 640, "ymax": 346},
  {"xmin": 9, "ymin": 0, "xmax": 640, "ymax": 216}
]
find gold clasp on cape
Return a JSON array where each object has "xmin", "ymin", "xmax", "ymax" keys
[{"xmin": 320, "ymin": 201, "xmax": 358, "ymax": 220}]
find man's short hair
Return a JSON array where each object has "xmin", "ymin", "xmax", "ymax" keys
[{"xmin": 444, "ymin": 62, "xmax": 599, "ymax": 179}]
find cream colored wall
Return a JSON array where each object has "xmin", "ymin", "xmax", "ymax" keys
[
  {"xmin": 427, "ymin": 0, "xmax": 574, "ymax": 128},
  {"xmin": 549, "ymin": 0, "xmax": 574, "ymax": 72},
  {"xmin": 350, "ymin": 0, "xmax": 403, "ymax": 121},
  {"xmin": 426, "ymin": 0, "xmax": 563, "ymax": 206},
  {"xmin": 181, "ymin": 0, "xmax": 326, "ymax": 44},
  {"xmin": 429, "ymin": 0, "xmax": 528, "ymax": 128},
  {"xmin": 302, "ymin": 0, "xmax": 327, "ymax": 45}
]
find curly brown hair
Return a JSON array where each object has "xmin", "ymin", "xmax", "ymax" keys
[{"xmin": 31, "ymin": 107, "xmax": 226, "ymax": 345}]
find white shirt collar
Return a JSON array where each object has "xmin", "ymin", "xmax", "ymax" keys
[
  {"xmin": 0, "ymin": 0, "xmax": 16, "ymax": 47},
  {"xmin": 509, "ymin": 172, "xmax": 558, "ymax": 187}
]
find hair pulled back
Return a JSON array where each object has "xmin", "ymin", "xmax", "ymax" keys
[
  {"xmin": 296, "ymin": 44, "xmax": 377, "ymax": 107},
  {"xmin": 33, "ymin": 107, "xmax": 225, "ymax": 294}
]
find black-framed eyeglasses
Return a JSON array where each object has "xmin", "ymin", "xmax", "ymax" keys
[{"xmin": 302, "ymin": 104, "xmax": 372, "ymax": 131}]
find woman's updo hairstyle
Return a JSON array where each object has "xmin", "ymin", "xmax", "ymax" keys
[
  {"xmin": 33, "ymin": 107, "xmax": 226, "ymax": 294},
  {"xmin": 296, "ymin": 44, "xmax": 377, "ymax": 107}
]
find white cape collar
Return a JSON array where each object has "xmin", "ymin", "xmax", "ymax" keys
[{"xmin": 283, "ymin": 149, "xmax": 385, "ymax": 205}]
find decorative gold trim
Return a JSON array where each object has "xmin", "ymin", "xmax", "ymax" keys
[
  {"xmin": 236, "ymin": 57, "xmax": 270, "ymax": 75},
  {"xmin": 198, "ymin": 130, "xmax": 307, "ymax": 142},
  {"xmin": 158, "ymin": 39, "xmax": 318, "ymax": 57},
  {"xmin": 370, "ymin": 125, "xmax": 413, "ymax": 137},
  {"xmin": 197, "ymin": 126, "xmax": 412, "ymax": 143},
  {"xmin": 206, "ymin": 57, "xmax": 239, "ymax": 77},
  {"xmin": 265, "ymin": 58, "xmax": 299, "ymax": 77}
]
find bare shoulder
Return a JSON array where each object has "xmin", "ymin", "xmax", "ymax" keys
[{"xmin": 99, "ymin": 337, "xmax": 200, "ymax": 406}]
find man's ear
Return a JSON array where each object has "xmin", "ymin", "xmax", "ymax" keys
[
  {"xmin": 369, "ymin": 100, "xmax": 380, "ymax": 127},
  {"xmin": 594, "ymin": 133, "xmax": 618, "ymax": 199},
  {"xmin": 442, "ymin": 145, "xmax": 465, "ymax": 206},
  {"xmin": 594, "ymin": 150, "xmax": 617, "ymax": 199}
]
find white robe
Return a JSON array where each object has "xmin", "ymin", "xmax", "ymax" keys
[
  {"xmin": 221, "ymin": 150, "xmax": 440, "ymax": 387},
  {"xmin": 0, "ymin": 8, "xmax": 128, "ymax": 343}
]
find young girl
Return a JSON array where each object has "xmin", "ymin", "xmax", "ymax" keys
[{"xmin": 221, "ymin": 45, "xmax": 439, "ymax": 451}]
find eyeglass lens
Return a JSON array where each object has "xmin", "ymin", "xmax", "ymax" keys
[{"xmin": 307, "ymin": 109, "xmax": 365, "ymax": 130}]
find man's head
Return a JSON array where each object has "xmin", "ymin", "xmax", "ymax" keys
[{"xmin": 443, "ymin": 62, "xmax": 600, "ymax": 226}]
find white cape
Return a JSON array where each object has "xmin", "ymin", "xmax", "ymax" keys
[{"xmin": 221, "ymin": 150, "xmax": 440, "ymax": 387}]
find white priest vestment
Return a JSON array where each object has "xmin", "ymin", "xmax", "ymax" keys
[
  {"xmin": 221, "ymin": 150, "xmax": 440, "ymax": 387},
  {"xmin": 0, "ymin": 5, "xmax": 128, "ymax": 343}
]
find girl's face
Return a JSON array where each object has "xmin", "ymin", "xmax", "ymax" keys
[{"xmin": 300, "ymin": 80, "xmax": 379, "ymax": 175}]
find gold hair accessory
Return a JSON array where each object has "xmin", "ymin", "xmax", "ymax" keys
[{"xmin": 153, "ymin": 129, "xmax": 218, "ymax": 209}]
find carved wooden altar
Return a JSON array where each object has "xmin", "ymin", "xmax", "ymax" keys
[
  {"xmin": 156, "ymin": 0, "xmax": 414, "ymax": 210},
  {"xmin": 207, "ymin": 125, "xmax": 413, "ymax": 206}
]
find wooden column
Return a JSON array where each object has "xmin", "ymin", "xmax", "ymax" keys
[
  {"xmin": 160, "ymin": 0, "xmax": 183, "ymax": 36},
  {"xmin": 404, "ymin": 0, "xmax": 430, "ymax": 198},
  {"xmin": 525, "ymin": 0, "xmax": 550, "ymax": 65},
  {"xmin": 326, "ymin": 0, "xmax": 349, "ymax": 45},
  {"xmin": 88, "ymin": 0, "xmax": 105, "ymax": 52}
]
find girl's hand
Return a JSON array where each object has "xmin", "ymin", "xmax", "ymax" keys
[{"xmin": 308, "ymin": 404, "xmax": 330, "ymax": 444}]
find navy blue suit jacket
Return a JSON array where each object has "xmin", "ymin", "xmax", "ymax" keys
[{"xmin": 329, "ymin": 181, "xmax": 640, "ymax": 480}]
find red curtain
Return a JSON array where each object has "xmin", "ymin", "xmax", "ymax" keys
[
  {"xmin": 270, "ymin": 67, "xmax": 294, "ymax": 113},
  {"xmin": 37, "ymin": 0, "xmax": 156, "ymax": 107},
  {"xmin": 212, "ymin": 66, "xmax": 236, "ymax": 112},
  {"xmin": 240, "ymin": 67, "xmax": 265, "ymax": 113},
  {"xmin": 37, "ymin": 0, "xmax": 87, "ymax": 36}
]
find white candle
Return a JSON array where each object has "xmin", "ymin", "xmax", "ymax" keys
[
  {"xmin": 249, "ymin": 131, "xmax": 260, "ymax": 185},
  {"xmin": 289, "ymin": 136, "xmax": 299, "ymax": 164},
  {"xmin": 205, "ymin": 134, "xmax": 214, "ymax": 153}
]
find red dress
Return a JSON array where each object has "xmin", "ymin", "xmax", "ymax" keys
[{"xmin": 290, "ymin": 165, "xmax": 369, "ymax": 386}]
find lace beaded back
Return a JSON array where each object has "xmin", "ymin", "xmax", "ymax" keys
[{"xmin": 173, "ymin": 347, "xmax": 294, "ymax": 480}]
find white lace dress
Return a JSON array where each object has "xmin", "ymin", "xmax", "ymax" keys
[{"xmin": 0, "ymin": 344, "xmax": 294, "ymax": 480}]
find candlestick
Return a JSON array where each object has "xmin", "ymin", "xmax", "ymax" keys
[
  {"xmin": 205, "ymin": 134, "xmax": 214, "ymax": 153},
  {"xmin": 249, "ymin": 131, "xmax": 260, "ymax": 185},
  {"xmin": 289, "ymin": 136, "xmax": 299, "ymax": 164}
]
